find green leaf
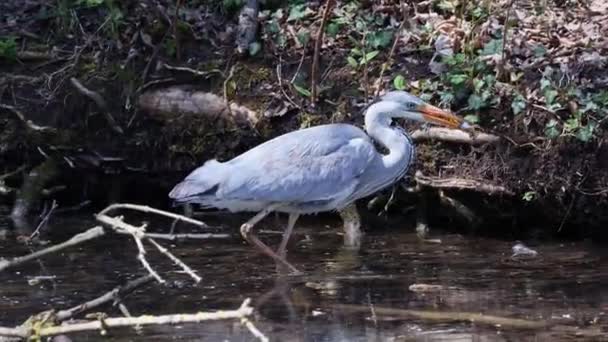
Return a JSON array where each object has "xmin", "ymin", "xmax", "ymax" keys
[
  {"xmin": 576, "ymin": 122, "xmax": 597, "ymax": 142},
  {"xmin": 360, "ymin": 50, "xmax": 380, "ymax": 65},
  {"xmin": 449, "ymin": 74, "xmax": 468, "ymax": 85},
  {"xmin": 393, "ymin": 75, "xmax": 406, "ymax": 90},
  {"xmin": 564, "ymin": 117, "xmax": 579, "ymax": 133},
  {"xmin": 248, "ymin": 41, "xmax": 261, "ymax": 56},
  {"xmin": 522, "ymin": 191, "xmax": 536, "ymax": 201},
  {"xmin": 544, "ymin": 89, "xmax": 558, "ymax": 105},
  {"xmin": 347, "ymin": 56, "xmax": 358, "ymax": 68},
  {"xmin": 511, "ymin": 93, "xmax": 526, "ymax": 115},
  {"xmin": 533, "ymin": 44, "xmax": 547, "ymax": 57},
  {"xmin": 480, "ymin": 39, "xmax": 503, "ymax": 56},
  {"xmin": 292, "ymin": 83, "xmax": 311, "ymax": 97},
  {"xmin": 369, "ymin": 30, "xmax": 393, "ymax": 49},
  {"xmin": 0, "ymin": 36, "xmax": 17, "ymax": 60},
  {"xmin": 464, "ymin": 114, "xmax": 480, "ymax": 124},
  {"xmin": 540, "ymin": 78, "xmax": 551, "ymax": 90},
  {"xmin": 296, "ymin": 29, "xmax": 311, "ymax": 46},
  {"xmin": 287, "ymin": 4, "xmax": 313, "ymax": 21},
  {"xmin": 467, "ymin": 94, "xmax": 484, "ymax": 110},
  {"xmin": 326, "ymin": 22, "xmax": 340, "ymax": 38},
  {"xmin": 439, "ymin": 91, "xmax": 454, "ymax": 105},
  {"xmin": 544, "ymin": 119, "xmax": 560, "ymax": 139}
]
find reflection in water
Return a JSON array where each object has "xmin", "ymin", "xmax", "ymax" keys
[{"xmin": 0, "ymin": 213, "xmax": 607, "ymax": 341}]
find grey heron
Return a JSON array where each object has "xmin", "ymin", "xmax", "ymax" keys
[{"xmin": 169, "ymin": 91, "xmax": 469, "ymax": 274}]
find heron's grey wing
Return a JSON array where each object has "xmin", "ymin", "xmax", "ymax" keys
[{"xmin": 220, "ymin": 126, "xmax": 377, "ymax": 204}]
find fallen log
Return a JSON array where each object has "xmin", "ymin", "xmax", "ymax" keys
[{"xmin": 138, "ymin": 87, "xmax": 259, "ymax": 126}]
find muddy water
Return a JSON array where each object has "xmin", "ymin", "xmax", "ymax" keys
[{"xmin": 1, "ymin": 212, "xmax": 607, "ymax": 341}]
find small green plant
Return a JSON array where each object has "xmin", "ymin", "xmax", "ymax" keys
[
  {"xmin": 0, "ymin": 36, "xmax": 17, "ymax": 61},
  {"xmin": 522, "ymin": 191, "xmax": 536, "ymax": 202}
]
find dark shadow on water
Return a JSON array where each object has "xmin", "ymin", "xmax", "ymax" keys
[{"xmin": 0, "ymin": 212, "xmax": 607, "ymax": 341}]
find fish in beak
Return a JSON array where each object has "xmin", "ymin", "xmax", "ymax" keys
[{"xmin": 417, "ymin": 103, "xmax": 471, "ymax": 130}]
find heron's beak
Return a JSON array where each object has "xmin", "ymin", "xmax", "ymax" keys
[{"xmin": 417, "ymin": 103, "xmax": 466, "ymax": 129}]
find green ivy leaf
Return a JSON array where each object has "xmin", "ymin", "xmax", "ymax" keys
[
  {"xmin": 287, "ymin": 4, "xmax": 313, "ymax": 22},
  {"xmin": 326, "ymin": 22, "xmax": 340, "ymax": 38},
  {"xmin": 544, "ymin": 89, "xmax": 558, "ymax": 105},
  {"xmin": 449, "ymin": 74, "xmax": 468, "ymax": 85},
  {"xmin": 480, "ymin": 39, "xmax": 503, "ymax": 56},
  {"xmin": 369, "ymin": 30, "xmax": 393, "ymax": 49},
  {"xmin": 296, "ymin": 29, "xmax": 311, "ymax": 46},
  {"xmin": 576, "ymin": 122, "xmax": 596, "ymax": 142},
  {"xmin": 393, "ymin": 75, "xmax": 406, "ymax": 90},
  {"xmin": 544, "ymin": 119, "xmax": 560, "ymax": 139},
  {"xmin": 511, "ymin": 93, "xmax": 526, "ymax": 115},
  {"xmin": 467, "ymin": 94, "xmax": 484, "ymax": 110}
]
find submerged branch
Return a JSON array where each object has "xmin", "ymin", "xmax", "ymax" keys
[
  {"xmin": 56, "ymin": 275, "xmax": 155, "ymax": 322},
  {"xmin": 332, "ymin": 304, "xmax": 549, "ymax": 330},
  {"xmin": 0, "ymin": 226, "xmax": 105, "ymax": 273}
]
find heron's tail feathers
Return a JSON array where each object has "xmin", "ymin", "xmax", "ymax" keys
[{"xmin": 169, "ymin": 160, "xmax": 224, "ymax": 203}]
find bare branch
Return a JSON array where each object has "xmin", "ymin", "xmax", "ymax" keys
[
  {"xmin": 98, "ymin": 203, "xmax": 209, "ymax": 228},
  {"xmin": 69, "ymin": 77, "xmax": 124, "ymax": 134},
  {"xmin": 0, "ymin": 104, "xmax": 56, "ymax": 132},
  {"xmin": 0, "ymin": 226, "xmax": 105, "ymax": 273}
]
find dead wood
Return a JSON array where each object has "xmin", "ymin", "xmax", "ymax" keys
[
  {"xmin": 415, "ymin": 171, "xmax": 514, "ymax": 196},
  {"xmin": 411, "ymin": 127, "xmax": 500, "ymax": 145},
  {"xmin": 138, "ymin": 86, "xmax": 259, "ymax": 126}
]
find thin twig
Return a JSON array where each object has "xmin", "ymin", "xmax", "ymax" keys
[
  {"xmin": 147, "ymin": 238, "xmax": 201, "ymax": 283},
  {"xmin": 310, "ymin": 0, "xmax": 335, "ymax": 105},
  {"xmin": 374, "ymin": 1, "xmax": 408, "ymax": 97},
  {"xmin": 56, "ymin": 275, "xmax": 155, "ymax": 321},
  {"xmin": 0, "ymin": 104, "xmax": 56, "ymax": 132},
  {"xmin": 69, "ymin": 77, "xmax": 124, "ymax": 134},
  {"xmin": 223, "ymin": 64, "xmax": 237, "ymax": 118},
  {"xmin": 0, "ymin": 165, "xmax": 27, "ymax": 180},
  {"xmin": 98, "ymin": 203, "xmax": 209, "ymax": 228},
  {"xmin": 29, "ymin": 200, "xmax": 58, "ymax": 240},
  {"xmin": 0, "ymin": 226, "xmax": 105, "ymax": 272}
]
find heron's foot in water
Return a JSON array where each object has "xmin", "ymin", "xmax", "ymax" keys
[
  {"xmin": 339, "ymin": 204, "xmax": 363, "ymax": 249},
  {"xmin": 343, "ymin": 221, "xmax": 362, "ymax": 249},
  {"xmin": 240, "ymin": 222, "xmax": 303, "ymax": 275}
]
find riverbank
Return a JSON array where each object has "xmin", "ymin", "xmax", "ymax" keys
[{"xmin": 1, "ymin": 0, "xmax": 607, "ymax": 239}]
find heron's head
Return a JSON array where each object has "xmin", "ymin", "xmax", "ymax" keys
[{"xmin": 380, "ymin": 91, "xmax": 471, "ymax": 130}]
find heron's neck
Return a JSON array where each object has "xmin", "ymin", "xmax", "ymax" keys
[{"xmin": 365, "ymin": 116, "xmax": 411, "ymax": 170}]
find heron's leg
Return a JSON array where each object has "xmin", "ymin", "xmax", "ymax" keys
[
  {"xmin": 338, "ymin": 203, "xmax": 362, "ymax": 248},
  {"xmin": 240, "ymin": 205, "xmax": 302, "ymax": 275},
  {"xmin": 277, "ymin": 213, "xmax": 299, "ymax": 258}
]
